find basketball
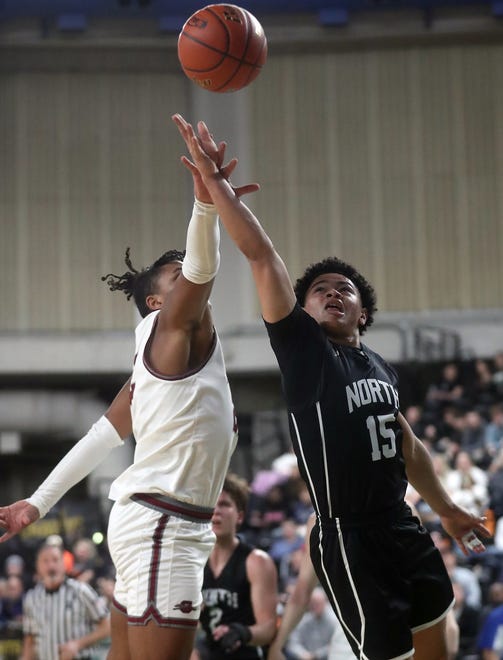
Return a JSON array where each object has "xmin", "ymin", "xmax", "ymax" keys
[{"xmin": 177, "ymin": 4, "xmax": 267, "ymax": 93}]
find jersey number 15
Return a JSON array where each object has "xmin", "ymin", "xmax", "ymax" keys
[{"xmin": 366, "ymin": 414, "xmax": 397, "ymax": 462}]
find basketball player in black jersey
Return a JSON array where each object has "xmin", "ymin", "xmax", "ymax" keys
[
  {"xmin": 174, "ymin": 114, "xmax": 491, "ymax": 660},
  {"xmin": 192, "ymin": 474, "xmax": 278, "ymax": 659}
]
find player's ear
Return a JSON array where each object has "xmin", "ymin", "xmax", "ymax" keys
[
  {"xmin": 146, "ymin": 294, "xmax": 163, "ymax": 311},
  {"xmin": 359, "ymin": 308, "xmax": 368, "ymax": 330},
  {"xmin": 237, "ymin": 510, "xmax": 245, "ymax": 526}
]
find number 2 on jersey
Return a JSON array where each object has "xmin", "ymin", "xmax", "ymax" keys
[{"xmin": 366, "ymin": 413, "xmax": 397, "ymax": 461}]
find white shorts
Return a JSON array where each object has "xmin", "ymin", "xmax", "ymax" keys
[{"xmin": 107, "ymin": 495, "xmax": 215, "ymax": 629}]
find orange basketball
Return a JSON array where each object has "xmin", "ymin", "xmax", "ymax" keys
[{"xmin": 177, "ymin": 4, "xmax": 268, "ymax": 93}]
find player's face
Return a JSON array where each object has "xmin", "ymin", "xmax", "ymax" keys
[
  {"xmin": 211, "ymin": 491, "xmax": 243, "ymax": 539},
  {"xmin": 303, "ymin": 272, "xmax": 367, "ymax": 343},
  {"xmin": 147, "ymin": 262, "xmax": 183, "ymax": 310}
]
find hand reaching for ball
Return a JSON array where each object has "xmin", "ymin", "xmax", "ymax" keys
[{"xmin": 173, "ymin": 113, "xmax": 259, "ymax": 200}]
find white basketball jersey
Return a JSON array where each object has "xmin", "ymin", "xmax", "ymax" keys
[{"xmin": 109, "ymin": 310, "xmax": 237, "ymax": 508}]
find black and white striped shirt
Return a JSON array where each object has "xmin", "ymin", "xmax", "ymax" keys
[{"xmin": 23, "ymin": 578, "xmax": 108, "ymax": 660}]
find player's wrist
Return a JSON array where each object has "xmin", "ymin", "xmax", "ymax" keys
[{"xmin": 218, "ymin": 622, "xmax": 252, "ymax": 652}]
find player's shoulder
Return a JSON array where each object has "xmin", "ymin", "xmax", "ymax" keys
[{"xmin": 246, "ymin": 546, "xmax": 277, "ymax": 576}]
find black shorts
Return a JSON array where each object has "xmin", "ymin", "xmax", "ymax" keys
[{"xmin": 310, "ymin": 504, "xmax": 454, "ymax": 660}]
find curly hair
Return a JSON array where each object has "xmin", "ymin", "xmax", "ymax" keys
[
  {"xmin": 293, "ymin": 256, "xmax": 378, "ymax": 334},
  {"xmin": 101, "ymin": 247, "xmax": 185, "ymax": 318}
]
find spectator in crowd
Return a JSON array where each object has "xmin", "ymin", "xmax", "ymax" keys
[
  {"xmin": 468, "ymin": 359, "xmax": 498, "ymax": 410},
  {"xmin": 0, "ymin": 575, "xmax": 24, "ymax": 633},
  {"xmin": 194, "ymin": 473, "xmax": 278, "ymax": 659},
  {"xmin": 477, "ymin": 599, "xmax": 503, "ymax": 660},
  {"xmin": 438, "ymin": 406, "xmax": 465, "ymax": 457},
  {"xmin": 288, "ymin": 481, "xmax": 314, "ymax": 526},
  {"xmin": 442, "ymin": 549, "xmax": 482, "ymax": 610},
  {"xmin": 269, "ymin": 520, "xmax": 304, "ymax": 574},
  {"xmin": 284, "ymin": 587, "xmax": 337, "ymax": 660},
  {"xmin": 459, "ymin": 410, "xmax": 490, "ymax": 468},
  {"xmin": 445, "ymin": 450, "xmax": 488, "ymax": 515},
  {"xmin": 451, "ymin": 580, "xmax": 480, "ymax": 659},
  {"xmin": 45, "ymin": 535, "xmax": 75, "ymax": 575},
  {"xmin": 487, "ymin": 450, "xmax": 503, "ymax": 548},
  {"xmin": 403, "ymin": 405, "xmax": 425, "ymax": 439},
  {"xmin": 71, "ymin": 538, "xmax": 102, "ymax": 586},
  {"xmin": 22, "ymin": 541, "xmax": 110, "ymax": 660},
  {"xmin": 485, "ymin": 404, "xmax": 503, "ymax": 460},
  {"xmin": 492, "ymin": 352, "xmax": 503, "ymax": 397},
  {"xmin": 423, "ymin": 363, "xmax": 468, "ymax": 421}
]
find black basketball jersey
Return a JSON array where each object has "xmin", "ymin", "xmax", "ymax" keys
[
  {"xmin": 265, "ymin": 303, "xmax": 408, "ymax": 519},
  {"xmin": 199, "ymin": 541, "xmax": 261, "ymax": 659}
]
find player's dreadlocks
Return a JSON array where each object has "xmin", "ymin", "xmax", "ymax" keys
[
  {"xmin": 102, "ymin": 247, "xmax": 185, "ymax": 318},
  {"xmin": 294, "ymin": 256, "xmax": 378, "ymax": 334}
]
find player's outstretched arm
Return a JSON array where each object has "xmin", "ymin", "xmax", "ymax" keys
[
  {"xmin": 0, "ymin": 381, "xmax": 131, "ymax": 543},
  {"xmin": 173, "ymin": 113, "xmax": 296, "ymax": 325},
  {"xmin": 399, "ymin": 413, "xmax": 491, "ymax": 556}
]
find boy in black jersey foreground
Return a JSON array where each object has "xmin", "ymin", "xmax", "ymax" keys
[
  {"xmin": 174, "ymin": 114, "xmax": 491, "ymax": 660},
  {"xmin": 192, "ymin": 474, "xmax": 278, "ymax": 659}
]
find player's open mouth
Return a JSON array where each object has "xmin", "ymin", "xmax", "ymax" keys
[{"xmin": 326, "ymin": 304, "xmax": 343, "ymax": 314}]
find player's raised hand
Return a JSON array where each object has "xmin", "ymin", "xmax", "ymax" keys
[
  {"xmin": 172, "ymin": 114, "xmax": 259, "ymax": 199},
  {"xmin": 439, "ymin": 507, "xmax": 492, "ymax": 556},
  {"xmin": 0, "ymin": 500, "xmax": 40, "ymax": 543}
]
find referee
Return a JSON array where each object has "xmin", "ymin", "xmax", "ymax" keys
[{"xmin": 22, "ymin": 542, "xmax": 110, "ymax": 660}]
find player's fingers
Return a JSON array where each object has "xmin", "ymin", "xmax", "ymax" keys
[
  {"xmin": 180, "ymin": 155, "xmax": 199, "ymax": 175},
  {"xmin": 216, "ymin": 141, "xmax": 226, "ymax": 167},
  {"xmin": 234, "ymin": 183, "xmax": 260, "ymax": 198},
  {"xmin": 220, "ymin": 158, "xmax": 238, "ymax": 178}
]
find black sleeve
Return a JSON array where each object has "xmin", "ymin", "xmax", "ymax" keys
[{"xmin": 264, "ymin": 304, "xmax": 327, "ymax": 408}]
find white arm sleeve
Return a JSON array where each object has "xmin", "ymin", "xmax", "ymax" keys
[
  {"xmin": 26, "ymin": 415, "xmax": 123, "ymax": 519},
  {"xmin": 181, "ymin": 199, "xmax": 220, "ymax": 284}
]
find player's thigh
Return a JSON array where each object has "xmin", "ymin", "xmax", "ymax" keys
[
  {"xmin": 412, "ymin": 617, "xmax": 448, "ymax": 660},
  {"xmin": 128, "ymin": 620, "xmax": 196, "ymax": 660},
  {"xmin": 107, "ymin": 605, "xmax": 131, "ymax": 660}
]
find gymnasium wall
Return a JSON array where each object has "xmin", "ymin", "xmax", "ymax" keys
[{"xmin": 1, "ymin": 37, "xmax": 503, "ymax": 338}]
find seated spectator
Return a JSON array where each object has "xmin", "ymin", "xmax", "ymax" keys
[
  {"xmin": 248, "ymin": 483, "xmax": 292, "ymax": 549},
  {"xmin": 288, "ymin": 480, "xmax": 314, "ymax": 526},
  {"xmin": 487, "ymin": 451, "xmax": 503, "ymax": 545},
  {"xmin": 71, "ymin": 537, "xmax": 102, "ymax": 586},
  {"xmin": 285, "ymin": 587, "xmax": 337, "ymax": 660},
  {"xmin": 492, "ymin": 351, "xmax": 503, "ymax": 397},
  {"xmin": 445, "ymin": 450, "xmax": 488, "ymax": 515},
  {"xmin": 459, "ymin": 410, "xmax": 491, "ymax": 468},
  {"xmin": 468, "ymin": 359, "xmax": 498, "ymax": 409},
  {"xmin": 0, "ymin": 575, "xmax": 24, "ymax": 633},
  {"xmin": 404, "ymin": 405, "xmax": 425, "ymax": 438},
  {"xmin": 269, "ymin": 519, "xmax": 304, "ymax": 589},
  {"xmin": 423, "ymin": 363, "xmax": 468, "ymax": 422},
  {"xmin": 485, "ymin": 404, "xmax": 503, "ymax": 460}
]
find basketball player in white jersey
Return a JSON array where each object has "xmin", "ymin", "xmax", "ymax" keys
[{"xmin": 0, "ymin": 137, "xmax": 258, "ymax": 660}]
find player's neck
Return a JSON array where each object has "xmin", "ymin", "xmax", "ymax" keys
[{"xmin": 210, "ymin": 536, "xmax": 239, "ymax": 575}]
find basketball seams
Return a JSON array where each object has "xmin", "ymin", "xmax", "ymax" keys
[
  {"xmin": 215, "ymin": 5, "xmax": 250, "ymax": 92},
  {"xmin": 178, "ymin": 33, "xmax": 227, "ymax": 72}
]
